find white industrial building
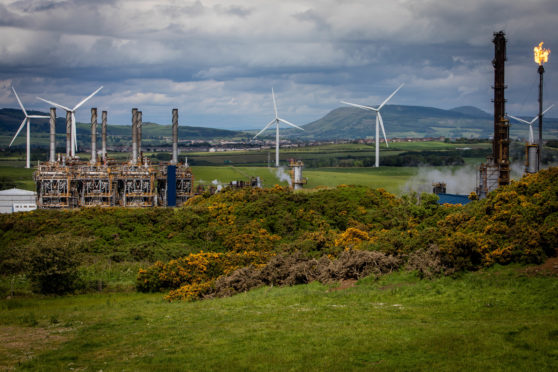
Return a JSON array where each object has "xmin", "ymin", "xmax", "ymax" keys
[{"xmin": 0, "ymin": 188, "xmax": 37, "ymax": 214}]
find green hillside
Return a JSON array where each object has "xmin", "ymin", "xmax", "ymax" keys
[
  {"xmin": 0, "ymin": 109, "xmax": 248, "ymax": 148},
  {"xmin": 278, "ymin": 105, "xmax": 558, "ymax": 140}
]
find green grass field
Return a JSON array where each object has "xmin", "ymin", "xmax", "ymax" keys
[
  {"xmin": 0, "ymin": 141, "xmax": 492, "ymax": 193},
  {"xmin": 1, "ymin": 265, "xmax": 556, "ymax": 370},
  {"xmin": 191, "ymin": 166, "xmax": 418, "ymax": 193}
]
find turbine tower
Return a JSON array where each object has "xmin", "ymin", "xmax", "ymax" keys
[
  {"xmin": 37, "ymin": 86, "xmax": 103, "ymax": 157},
  {"xmin": 341, "ymin": 84, "xmax": 404, "ymax": 167},
  {"xmin": 508, "ymin": 105, "xmax": 554, "ymax": 144},
  {"xmin": 254, "ymin": 88, "xmax": 304, "ymax": 167},
  {"xmin": 9, "ymin": 87, "xmax": 49, "ymax": 168}
]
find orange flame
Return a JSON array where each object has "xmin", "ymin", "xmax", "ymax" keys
[{"xmin": 534, "ymin": 42, "xmax": 550, "ymax": 65}]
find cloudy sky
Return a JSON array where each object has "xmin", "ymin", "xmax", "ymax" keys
[{"xmin": 1, "ymin": 0, "xmax": 556, "ymax": 129}]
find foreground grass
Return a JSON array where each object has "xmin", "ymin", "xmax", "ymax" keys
[{"xmin": 1, "ymin": 266, "xmax": 556, "ymax": 371}]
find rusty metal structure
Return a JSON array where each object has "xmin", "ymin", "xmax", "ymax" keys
[
  {"xmin": 477, "ymin": 31, "xmax": 510, "ymax": 198},
  {"xmin": 34, "ymin": 108, "xmax": 194, "ymax": 209},
  {"xmin": 432, "ymin": 182, "xmax": 447, "ymax": 195}
]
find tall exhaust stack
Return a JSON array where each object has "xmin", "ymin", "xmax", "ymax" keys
[
  {"xmin": 132, "ymin": 108, "xmax": 138, "ymax": 164},
  {"xmin": 534, "ymin": 41, "xmax": 550, "ymax": 170},
  {"xmin": 492, "ymin": 31, "xmax": 510, "ymax": 186},
  {"xmin": 49, "ymin": 107, "xmax": 56, "ymax": 163},
  {"xmin": 172, "ymin": 108, "xmax": 178, "ymax": 164},
  {"xmin": 65, "ymin": 111, "xmax": 72, "ymax": 157},
  {"xmin": 102, "ymin": 110, "xmax": 107, "ymax": 161},
  {"xmin": 91, "ymin": 108, "xmax": 97, "ymax": 165},
  {"xmin": 137, "ymin": 111, "xmax": 143, "ymax": 161}
]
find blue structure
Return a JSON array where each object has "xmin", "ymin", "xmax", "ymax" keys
[
  {"xmin": 167, "ymin": 165, "xmax": 176, "ymax": 207},
  {"xmin": 437, "ymin": 193, "xmax": 471, "ymax": 205}
]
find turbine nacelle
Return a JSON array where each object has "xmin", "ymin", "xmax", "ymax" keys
[
  {"xmin": 341, "ymin": 83, "xmax": 404, "ymax": 167},
  {"xmin": 37, "ymin": 86, "xmax": 103, "ymax": 156},
  {"xmin": 508, "ymin": 104, "xmax": 554, "ymax": 144},
  {"xmin": 9, "ymin": 87, "xmax": 49, "ymax": 168},
  {"xmin": 254, "ymin": 88, "xmax": 304, "ymax": 167}
]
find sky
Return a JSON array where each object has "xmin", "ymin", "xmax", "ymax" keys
[{"xmin": 0, "ymin": 0, "xmax": 557, "ymax": 130}]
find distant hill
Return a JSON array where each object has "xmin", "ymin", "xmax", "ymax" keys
[
  {"xmin": 3, "ymin": 104, "xmax": 558, "ymax": 147},
  {"xmin": 0, "ymin": 109, "xmax": 249, "ymax": 148},
  {"xmin": 279, "ymin": 104, "xmax": 558, "ymax": 140},
  {"xmin": 449, "ymin": 106, "xmax": 491, "ymax": 118}
]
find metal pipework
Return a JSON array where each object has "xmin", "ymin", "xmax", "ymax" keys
[
  {"xmin": 49, "ymin": 107, "xmax": 56, "ymax": 163},
  {"xmin": 66, "ymin": 111, "xmax": 72, "ymax": 157},
  {"xmin": 91, "ymin": 108, "xmax": 97, "ymax": 165},
  {"xmin": 137, "ymin": 111, "xmax": 143, "ymax": 162},
  {"xmin": 102, "ymin": 110, "xmax": 107, "ymax": 161},
  {"xmin": 172, "ymin": 108, "xmax": 178, "ymax": 164},
  {"xmin": 132, "ymin": 108, "xmax": 138, "ymax": 165}
]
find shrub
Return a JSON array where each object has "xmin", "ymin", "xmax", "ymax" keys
[{"xmin": 28, "ymin": 235, "xmax": 82, "ymax": 294}]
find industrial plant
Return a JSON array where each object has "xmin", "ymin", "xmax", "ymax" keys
[
  {"xmin": 33, "ymin": 108, "xmax": 193, "ymax": 209},
  {"xmin": 476, "ymin": 32, "xmax": 551, "ymax": 197},
  {"xmin": 2, "ymin": 32, "xmax": 553, "ymax": 211}
]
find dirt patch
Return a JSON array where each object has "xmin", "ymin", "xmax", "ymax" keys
[
  {"xmin": 0, "ymin": 325, "xmax": 73, "ymax": 370},
  {"xmin": 522, "ymin": 256, "xmax": 558, "ymax": 277}
]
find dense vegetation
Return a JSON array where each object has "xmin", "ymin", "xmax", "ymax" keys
[{"xmin": 1, "ymin": 167, "xmax": 557, "ymax": 298}]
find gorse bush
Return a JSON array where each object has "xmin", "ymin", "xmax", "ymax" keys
[
  {"xmin": 2, "ymin": 167, "xmax": 558, "ymax": 298},
  {"xmin": 136, "ymin": 250, "xmax": 273, "ymax": 299}
]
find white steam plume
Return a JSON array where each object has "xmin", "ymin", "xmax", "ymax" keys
[
  {"xmin": 401, "ymin": 166, "xmax": 478, "ymax": 195},
  {"xmin": 212, "ymin": 179, "xmax": 223, "ymax": 192},
  {"xmin": 271, "ymin": 167, "xmax": 292, "ymax": 187}
]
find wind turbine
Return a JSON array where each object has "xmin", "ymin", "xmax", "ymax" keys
[
  {"xmin": 508, "ymin": 104, "xmax": 554, "ymax": 144},
  {"xmin": 9, "ymin": 87, "xmax": 49, "ymax": 168},
  {"xmin": 254, "ymin": 88, "xmax": 304, "ymax": 167},
  {"xmin": 37, "ymin": 86, "xmax": 103, "ymax": 157},
  {"xmin": 341, "ymin": 83, "xmax": 404, "ymax": 167}
]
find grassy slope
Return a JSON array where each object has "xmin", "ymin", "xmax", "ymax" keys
[{"xmin": 1, "ymin": 266, "xmax": 556, "ymax": 370}]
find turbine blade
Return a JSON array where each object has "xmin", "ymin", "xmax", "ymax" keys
[
  {"xmin": 542, "ymin": 104, "xmax": 555, "ymax": 116},
  {"xmin": 378, "ymin": 112, "xmax": 389, "ymax": 147},
  {"xmin": 254, "ymin": 119, "xmax": 276, "ymax": 138},
  {"xmin": 341, "ymin": 101, "xmax": 377, "ymax": 111},
  {"xmin": 12, "ymin": 87, "xmax": 28, "ymax": 117},
  {"xmin": 272, "ymin": 87, "xmax": 278, "ymax": 119},
  {"xmin": 28, "ymin": 115, "xmax": 50, "ymax": 119},
  {"xmin": 508, "ymin": 114, "xmax": 530, "ymax": 125},
  {"xmin": 529, "ymin": 125, "xmax": 534, "ymax": 143},
  {"xmin": 73, "ymin": 86, "xmax": 103, "ymax": 111},
  {"xmin": 526, "ymin": 104, "xmax": 555, "ymax": 124},
  {"xmin": 37, "ymin": 97, "xmax": 71, "ymax": 112},
  {"xmin": 9, "ymin": 118, "xmax": 27, "ymax": 147},
  {"xmin": 278, "ymin": 118, "xmax": 304, "ymax": 131},
  {"xmin": 378, "ymin": 83, "xmax": 404, "ymax": 110}
]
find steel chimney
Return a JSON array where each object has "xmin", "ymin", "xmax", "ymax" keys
[
  {"xmin": 172, "ymin": 108, "xmax": 178, "ymax": 164},
  {"xmin": 49, "ymin": 107, "xmax": 56, "ymax": 163},
  {"xmin": 91, "ymin": 108, "xmax": 97, "ymax": 165},
  {"xmin": 102, "ymin": 110, "xmax": 107, "ymax": 161},
  {"xmin": 132, "ymin": 108, "xmax": 138, "ymax": 164}
]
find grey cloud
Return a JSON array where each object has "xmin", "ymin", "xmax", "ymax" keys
[{"xmin": 0, "ymin": 0, "xmax": 556, "ymax": 128}]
